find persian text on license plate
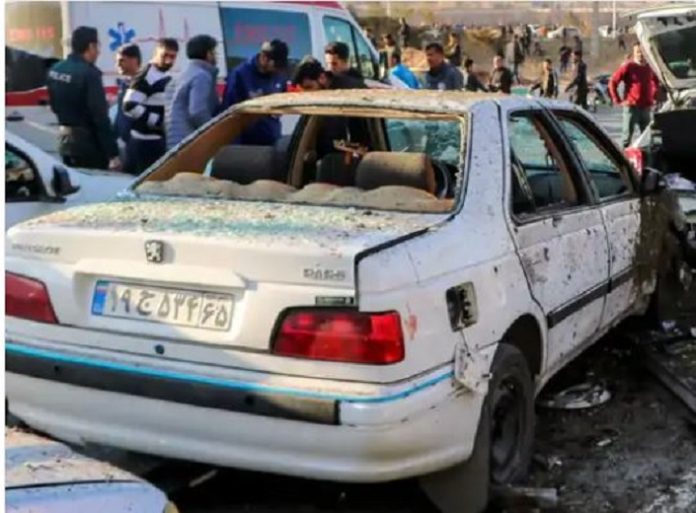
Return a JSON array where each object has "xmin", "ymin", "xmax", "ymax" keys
[{"xmin": 91, "ymin": 280, "xmax": 234, "ymax": 331}]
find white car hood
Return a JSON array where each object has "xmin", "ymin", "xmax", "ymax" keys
[{"xmin": 635, "ymin": 6, "xmax": 696, "ymax": 92}]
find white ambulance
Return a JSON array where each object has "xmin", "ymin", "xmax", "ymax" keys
[{"xmin": 6, "ymin": 1, "xmax": 379, "ymax": 105}]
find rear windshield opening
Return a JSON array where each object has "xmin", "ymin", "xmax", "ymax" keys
[{"xmin": 136, "ymin": 109, "xmax": 466, "ymax": 214}]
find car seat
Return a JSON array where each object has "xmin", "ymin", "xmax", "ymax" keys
[{"xmin": 355, "ymin": 152, "xmax": 436, "ymax": 194}]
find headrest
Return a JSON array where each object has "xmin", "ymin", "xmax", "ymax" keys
[
  {"xmin": 317, "ymin": 153, "xmax": 358, "ymax": 186},
  {"xmin": 210, "ymin": 145, "xmax": 278, "ymax": 184},
  {"xmin": 355, "ymin": 152, "xmax": 436, "ymax": 194}
]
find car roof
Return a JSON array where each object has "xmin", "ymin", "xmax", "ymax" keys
[
  {"xmin": 630, "ymin": 4, "xmax": 696, "ymax": 19},
  {"xmin": 237, "ymin": 89, "xmax": 534, "ymax": 116}
]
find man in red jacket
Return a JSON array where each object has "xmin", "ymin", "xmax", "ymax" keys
[{"xmin": 609, "ymin": 42, "xmax": 661, "ymax": 148}]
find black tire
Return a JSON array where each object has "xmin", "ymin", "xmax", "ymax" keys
[{"xmin": 487, "ymin": 344, "xmax": 535, "ymax": 485}]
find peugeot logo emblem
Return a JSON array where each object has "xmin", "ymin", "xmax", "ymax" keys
[{"xmin": 145, "ymin": 240, "xmax": 165, "ymax": 264}]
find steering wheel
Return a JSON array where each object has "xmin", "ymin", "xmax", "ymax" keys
[{"xmin": 432, "ymin": 160, "xmax": 453, "ymax": 199}]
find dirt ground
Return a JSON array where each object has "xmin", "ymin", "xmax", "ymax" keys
[{"xmin": 529, "ymin": 335, "xmax": 696, "ymax": 513}]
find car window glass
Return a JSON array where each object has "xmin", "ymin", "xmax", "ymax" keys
[
  {"xmin": 557, "ymin": 116, "xmax": 631, "ymax": 199},
  {"xmin": 352, "ymin": 26, "xmax": 376, "ymax": 79},
  {"xmin": 385, "ymin": 119, "xmax": 461, "ymax": 167},
  {"xmin": 6, "ymin": 146, "xmax": 41, "ymax": 201},
  {"xmin": 220, "ymin": 7, "xmax": 311, "ymax": 74},
  {"xmin": 508, "ymin": 113, "xmax": 580, "ymax": 214},
  {"xmin": 323, "ymin": 16, "xmax": 358, "ymax": 69}
]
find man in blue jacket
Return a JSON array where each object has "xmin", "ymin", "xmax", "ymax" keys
[{"xmin": 221, "ymin": 40, "xmax": 289, "ymax": 146}]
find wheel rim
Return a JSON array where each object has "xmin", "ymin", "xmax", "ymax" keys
[{"xmin": 490, "ymin": 376, "xmax": 524, "ymax": 483}]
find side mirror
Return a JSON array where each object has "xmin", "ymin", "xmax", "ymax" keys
[
  {"xmin": 51, "ymin": 165, "xmax": 80, "ymax": 198},
  {"xmin": 641, "ymin": 167, "xmax": 665, "ymax": 197}
]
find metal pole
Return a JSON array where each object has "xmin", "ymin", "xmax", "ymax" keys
[
  {"xmin": 612, "ymin": 0, "xmax": 617, "ymax": 39},
  {"xmin": 591, "ymin": 1, "xmax": 600, "ymax": 63}
]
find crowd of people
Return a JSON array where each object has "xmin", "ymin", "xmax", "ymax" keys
[{"xmin": 45, "ymin": 21, "xmax": 659, "ymax": 172}]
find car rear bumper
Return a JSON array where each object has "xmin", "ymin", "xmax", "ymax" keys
[{"xmin": 6, "ymin": 343, "xmax": 484, "ymax": 483}]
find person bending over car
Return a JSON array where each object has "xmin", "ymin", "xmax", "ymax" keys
[
  {"xmin": 221, "ymin": 39, "xmax": 289, "ymax": 146},
  {"xmin": 292, "ymin": 58, "xmax": 368, "ymax": 158}
]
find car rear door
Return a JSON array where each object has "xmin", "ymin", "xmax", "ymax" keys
[
  {"xmin": 550, "ymin": 109, "xmax": 642, "ymax": 328},
  {"xmin": 505, "ymin": 106, "xmax": 609, "ymax": 373}
]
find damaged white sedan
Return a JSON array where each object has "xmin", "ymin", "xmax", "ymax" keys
[{"xmin": 5, "ymin": 90, "xmax": 667, "ymax": 502}]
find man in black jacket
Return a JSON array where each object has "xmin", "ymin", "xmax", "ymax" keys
[
  {"xmin": 123, "ymin": 38, "xmax": 179, "ymax": 174},
  {"xmin": 324, "ymin": 42, "xmax": 363, "ymax": 81},
  {"xmin": 530, "ymin": 58, "xmax": 559, "ymax": 98},
  {"xmin": 464, "ymin": 59, "xmax": 487, "ymax": 92},
  {"xmin": 488, "ymin": 54, "xmax": 513, "ymax": 94},
  {"xmin": 292, "ymin": 58, "xmax": 367, "ymax": 157},
  {"xmin": 565, "ymin": 50, "xmax": 588, "ymax": 109},
  {"xmin": 47, "ymin": 26, "xmax": 119, "ymax": 170}
]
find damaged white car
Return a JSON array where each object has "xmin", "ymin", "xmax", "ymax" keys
[
  {"xmin": 5, "ymin": 90, "xmax": 669, "ymax": 506},
  {"xmin": 628, "ymin": 4, "xmax": 696, "ymax": 322}
]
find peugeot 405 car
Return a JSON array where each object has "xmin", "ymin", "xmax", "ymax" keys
[{"xmin": 5, "ymin": 90, "xmax": 673, "ymax": 505}]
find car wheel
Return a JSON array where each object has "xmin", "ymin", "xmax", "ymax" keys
[{"xmin": 488, "ymin": 343, "xmax": 535, "ymax": 485}]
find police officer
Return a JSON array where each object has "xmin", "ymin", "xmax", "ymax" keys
[{"xmin": 47, "ymin": 26, "xmax": 120, "ymax": 170}]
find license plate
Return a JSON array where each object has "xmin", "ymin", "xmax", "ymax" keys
[{"xmin": 91, "ymin": 280, "xmax": 234, "ymax": 331}]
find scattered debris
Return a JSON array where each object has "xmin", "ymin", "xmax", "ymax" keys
[
  {"xmin": 489, "ymin": 485, "xmax": 558, "ymax": 511},
  {"xmin": 596, "ymin": 438, "xmax": 613, "ymax": 448},
  {"xmin": 643, "ymin": 338, "xmax": 696, "ymax": 415},
  {"xmin": 532, "ymin": 454, "xmax": 562, "ymax": 472},
  {"xmin": 537, "ymin": 382, "xmax": 612, "ymax": 410}
]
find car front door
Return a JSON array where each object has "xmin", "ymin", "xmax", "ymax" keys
[
  {"xmin": 551, "ymin": 110, "xmax": 642, "ymax": 328},
  {"xmin": 506, "ymin": 108, "xmax": 609, "ymax": 373}
]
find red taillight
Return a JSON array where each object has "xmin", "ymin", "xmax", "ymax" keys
[
  {"xmin": 5, "ymin": 272, "xmax": 57, "ymax": 324},
  {"xmin": 625, "ymin": 147, "xmax": 644, "ymax": 174},
  {"xmin": 273, "ymin": 310, "xmax": 404, "ymax": 365}
]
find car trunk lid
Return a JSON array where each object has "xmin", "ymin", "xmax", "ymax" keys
[
  {"xmin": 635, "ymin": 6, "xmax": 696, "ymax": 93},
  {"xmin": 7, "ymin": 198, "xmax": 443, "ymax": 352}
]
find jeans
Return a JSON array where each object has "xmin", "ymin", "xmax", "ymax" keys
[
  {"xmin": 622, "ymin": 106, "xmax": 652, "ymax": 148},
  {"xmin": 125, "ymin": 137, "xmax": 166, "ymax": 175}
]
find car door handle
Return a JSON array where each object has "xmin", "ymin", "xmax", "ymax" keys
[{"xmin": 551, "ymin": 214, "xmax": 563, "ymax": 227}]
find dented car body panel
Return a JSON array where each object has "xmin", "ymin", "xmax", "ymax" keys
[{"xmin": 5, "ymin": 90, "xmax": 657, "ymax": 482}]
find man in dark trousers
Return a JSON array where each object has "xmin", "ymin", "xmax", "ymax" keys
[
  {"xmin": 565, "ymin": 50, "xmax": 588, "ymax": 109},
  {"xmin": 505, "ymin": 34, "xmax": 524, "ymax": 83},
  {"xmin": 222, "ymin": 39, "xmax": 289, "ymax": 145},
  {"xmin": 488, "ymin": 54, "xmax": 513, "ymax": 94},
  {"xmin": 463, "ymin": 58, "xmax": 487, "ymax": 92},
  {"xmin": 122, "ymin": 38, "xmax": 178, "ymax": 174},
  {"xmin": 113, "ymin": 43, "xmax": 141, "ymax": 174},
  {"xmin": 530, "ymin": 58, "xmax": 559, "ymax": 98},
  {"xmin": 47, "ymin": 26, "xmax": 120, "ymax": 170},
  {"xmin": 559, "ymin": 45, "xmax": 572, "ymax": 73},
  {"xmin": 609, "ymin": 42, "xmax": 661, "ymax": 148},
  {"xmin": 398, "ymin": 17, "xmax": 410, "ymax": 49}
]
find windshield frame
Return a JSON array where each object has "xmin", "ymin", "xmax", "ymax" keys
[{"xmin": 131, "ymin": 104, "xmax": 470, "ymax": 215}]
